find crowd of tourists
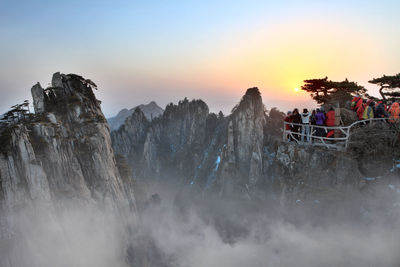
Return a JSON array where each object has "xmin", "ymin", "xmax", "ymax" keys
[
  {"xmin": 350, "ymin": 95, "xmax": 400, "ymax": 123},
  {"xmin": 284, "ymin": 95, "xmax": 400, "ymax": 142}
]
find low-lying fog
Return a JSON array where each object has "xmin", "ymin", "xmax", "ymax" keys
[{"xmin": 2, "ymin": 181, "xmax": 400, "ymax": 267}]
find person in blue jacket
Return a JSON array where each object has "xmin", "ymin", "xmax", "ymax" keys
[{"xmin": 375, "ymin": 102, "xmax": 388, "ymax": 119}]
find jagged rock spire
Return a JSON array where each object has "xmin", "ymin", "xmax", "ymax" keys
[{"xmin": 31, "ymin": 82, "xmax": 45, "ymax": 114}]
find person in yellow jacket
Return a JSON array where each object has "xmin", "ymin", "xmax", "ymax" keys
[
  {"xmin": 362, "ymin": 100, "xmax": 375, "ymax": 120},
  {"xmin": 388, "ymin": 102, "xmax": 400, "ymax": 123}
]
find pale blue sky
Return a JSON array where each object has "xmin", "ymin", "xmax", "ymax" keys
[{"xmin": 1, "ymin": 0, "xmax": 399, "ymax": 116}]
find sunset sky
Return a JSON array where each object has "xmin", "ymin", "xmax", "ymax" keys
[{"xmin": 1, "ymin": 0, "xmax": 399, "ymax": 117}]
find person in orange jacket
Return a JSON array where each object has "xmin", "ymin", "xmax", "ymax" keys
[
  {"xmin": 388, "ymin": 102, "xmax": 400, "ymax": 123},
  {"xmin": 325, "ymin": 107, "xmax": 335, "ymax": 138}
]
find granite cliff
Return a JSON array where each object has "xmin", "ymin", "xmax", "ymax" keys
[
  {"xmin": 0, "ymin": 73, "xmax": 136, "ymax": 265},
  {"xmin": 111, "ymin": 88, "xmax": 271, "ymax": 196},
  {"xmin": 111, "ymin": 87, "xmax": 400, "ymax": 203},
  {"xmin": 1, "ymin": 73, "xmax": 400, "ymax": 267}
]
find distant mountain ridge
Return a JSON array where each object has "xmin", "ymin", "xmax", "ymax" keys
[{"xmin": 107, "ymin": 101, "xmax": 164, "ymax": 131}]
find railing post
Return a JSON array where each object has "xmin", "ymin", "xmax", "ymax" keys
[
  {"xmin": 345, "ymin": 127, "xmax": 350, "ymax": 149},
  {"xmin": 310, "ymin": 125, "xmax": 314, "ymax": 144}
]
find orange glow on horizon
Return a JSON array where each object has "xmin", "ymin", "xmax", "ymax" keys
[
  {"xmin": 95, "ymin": 16, "xmax": 396, "ymax": 115},
  {"xmin": 174, "ymin": 19, "xmax": 385, "ymax": 106}
]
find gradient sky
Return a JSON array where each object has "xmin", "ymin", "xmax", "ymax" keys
[{"xmin": 0, "ymin": 0, "xmax": 399, "ymax": 117}]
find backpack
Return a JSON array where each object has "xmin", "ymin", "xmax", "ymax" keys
[{"xmin": 351, "ymin": 97, "xmax": 360, "ymax": 110}]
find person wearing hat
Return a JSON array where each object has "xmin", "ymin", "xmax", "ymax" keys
[{"xmin": 301, "ymin": 108, "xmax": 311, "ymax": 142}]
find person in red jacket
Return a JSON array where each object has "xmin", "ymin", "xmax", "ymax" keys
[
  {"xmin": 351, "ymin": 95, "xmax": 363, "ymax": 111},
  {"xmin": 325, "ymin": 107, "xmax": 335, "ymax": 138},
  {"xmin": 356, "ymin": 100, "xmax": 366, "ymax": 120},
  {"xmin": 284, "ymin": 111, "xmax": 292, "ymax": 140}
]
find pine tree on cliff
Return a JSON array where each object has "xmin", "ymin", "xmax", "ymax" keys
[
  {"xmin": 301, "ymin": 77, "xmax": 366, "ymax": 106},
  {"xmin": 369, "ymin": 73, "xmax": 400, "ymax": 100}
]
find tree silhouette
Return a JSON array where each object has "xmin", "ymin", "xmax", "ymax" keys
[
  {"xmin": 369, "ymin": 73, "xmax": 400, "ymax": 100},
  {"xmin": 3, "ymin": 100, "xmax": 31, "ymax": 123},
  {"xmin": 301, "ymin": 77, "xmax": 366, "ymax": 106}
]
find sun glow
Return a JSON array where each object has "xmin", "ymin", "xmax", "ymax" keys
[{"xmin": 294, "ymin": 87, "xmax": 299, "ymax": 92}]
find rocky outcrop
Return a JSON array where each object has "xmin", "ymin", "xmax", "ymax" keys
[
  {"xmin": 108, "ymin": 101, "xmax": 164, "ymax": 131},
  {"xmin": 0, "ymin": 73, "xmax": 135, "ymax": 211},
  {"xmin": 272, "ymin": 142, "xmax": 361, "ymax": 205},
  {"xmin": 218, "ymin": 88, "xmax": 267, "ymax": 195},
  {"xmin": 111, "ymin": 88, "xmax": 270, "ymax": 197},
  {"xmin": 112, "ymin": 97, "xmax": 214, "ymax": 184},
  {"xmin": 111, "ymin": 86, "xmax": 399, "ymax": 203},
  {"xmin": 0, "ymin": 73, "xmax": 140, "ymax": 267},
  {"xmin": 31, "ymin": 83, "xmax": 45, "ymax": 113}
]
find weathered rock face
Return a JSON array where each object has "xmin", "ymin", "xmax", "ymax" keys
[
  {"xmin": 272, "ymin": 142, "xmax": 362, "ymax": 206},
  {"xmin": 112, "ymin": 97, "xmax": 214, "ymax": 184},
  {"xmin": 218, "ymin": 88, "xmax": 267, "ymax": 195},
  {"xmin": 111, "ymin": 88, "xmax": 270, "ymax": 197},
  {"xmin": 0, "ymin": 73, "xmax": 141, "ymax": 267},
  {"xmin": 31, "ymin": 83, "xmax": 45, "ymax": 113},
  {"xmin": 0, "ymin": 73, "xmax": 135, "ymax": 211},
  {"xmin": 111, "ymin": 86, "xmax": 399, "ymax": 204},
  {"xmin": 0, "ymin": 126, "xmax": 51, "ymax": 206}
]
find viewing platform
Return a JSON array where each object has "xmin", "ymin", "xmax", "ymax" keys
[{"xmin": 283, "ymin": 118, "xmax": 396, "ymax": 151}]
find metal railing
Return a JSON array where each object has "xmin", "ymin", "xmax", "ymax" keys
[{"xmin": 283, "ymin": 118, "xmax": 394, "ymax": 150}]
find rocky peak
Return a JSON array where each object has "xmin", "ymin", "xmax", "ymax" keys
[
  {"xmin": 107, "ymin": 101, "xmax": 164, "ymax": 131},
  {"xmin": 160, "ymin": 98, "xmax": 210, "ymax": 155},
  {"xmin": 213, "ymin": 87, "xmax": 268, "ymax": 195},
  {"xmin": 232, "ymin": 87, "xmax": 264, "ymax": 117},
  {"xmin": 111, "ymin": 107, "xmax": 150, "ymax": 162},
  {"xmin": 148, "ymin": 101, "xmax": 158, "ymax": 106},
  {"xmin": 244, "ymin": 87, "xmax": 262, "ymax": 99},
  {"xmin": 136, "ymin": 102, "xmax": 164, "ymax": 121},
  {"xmin": 31, "ymin": 72, "xmax": 103, "ymax": 126},
  {"xmin": 1, "ymin": 73, "xmax": 135, "ymax": 211},
  {"xmin": 110, "ymin": 89, "xmax": 268, "ymax": 196},
  {"xmin": 163, "ymin": 98, "xmax": 208, "ymax": 120},
  {"xmin": 31, "ymin": 83, "xmax": 45, "ymax": 113},
  {"xmin": 116, "ymin": 108, "xmax": 130, "ymax": 118},
  {"xmin": 111, "ymin": 97, "xmax": 212, "ymax": 183},
  {"xmin": 126, "ymin": 107, "xmax": 148, "ymax": 125}
]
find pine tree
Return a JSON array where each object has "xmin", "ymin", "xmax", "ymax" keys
[
  {"xmin": 369, "ymin": 73, "xmax": 400, "ymax": 100},
  {"xmin": 301, "ymin": 77, "xmax": 366, "ymax": 106}
]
